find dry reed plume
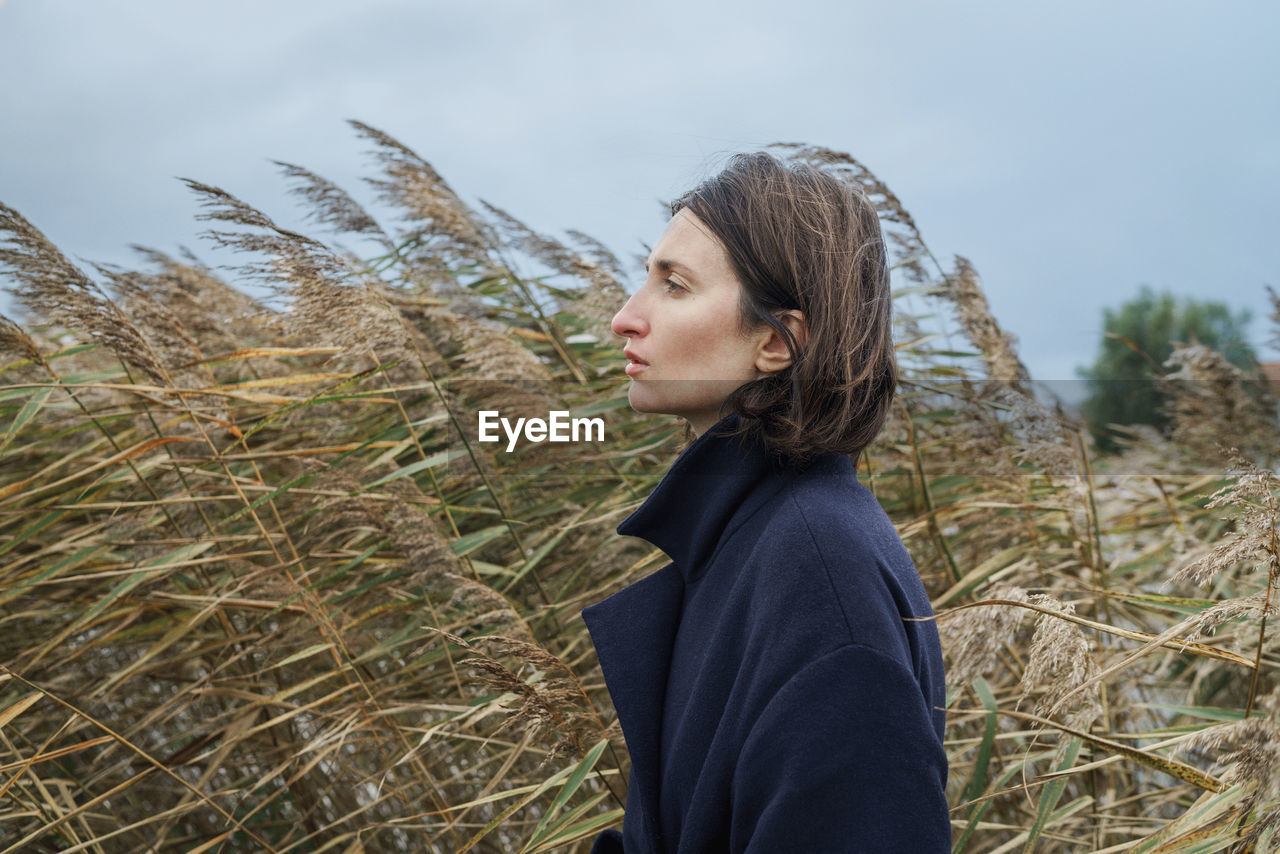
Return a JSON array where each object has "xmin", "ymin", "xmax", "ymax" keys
[{"xmin": 1, "ymin": 126, "xmax": 1278, "ymax": 852}]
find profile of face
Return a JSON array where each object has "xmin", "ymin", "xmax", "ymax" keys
[{"xmin": 610, "ymin": 209, "xmax": 799, "ymax": 436}]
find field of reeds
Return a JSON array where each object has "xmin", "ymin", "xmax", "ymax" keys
[{"xmin": 1, "ymin": 125, "xmax": 1278, "ymax": 853}]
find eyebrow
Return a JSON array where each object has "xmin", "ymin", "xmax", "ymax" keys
[{"xmin": 643, "ymin": 257, "xmax": 697, "ymax": 280}]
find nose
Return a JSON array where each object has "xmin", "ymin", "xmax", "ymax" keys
[{"xmin": 610, "ymin": 292, "xmax": 647, "ymax": 340}]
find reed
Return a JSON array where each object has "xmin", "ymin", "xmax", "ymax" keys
[{"xmin": 0, "ymin": 128, "xmax": 1276, "ymax": 852}]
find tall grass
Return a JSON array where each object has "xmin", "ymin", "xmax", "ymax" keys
[{"xmin": 1, "ymin": 126, "xmax": 1277, "ymax": 852}]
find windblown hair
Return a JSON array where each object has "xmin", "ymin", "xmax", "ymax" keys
[{"xmin": 672, "ymin": 151, "xmax": 896, "ymax": 461}]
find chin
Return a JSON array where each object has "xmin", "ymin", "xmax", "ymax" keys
[
  {"xmin": 626, "ymin": 386, "xmax": 685, "ymax": 420},
  {"xmin": 628, "ymin": 383, "xmax": 726, "ymax": 426},
  {"xmin": 627, "ymin": 385, "xmax": 666, "ymax": 416}
]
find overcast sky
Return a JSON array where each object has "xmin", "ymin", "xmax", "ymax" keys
[{"xmin": 1, "ymin": 0, "xmax": 1276, "ymax": 393}]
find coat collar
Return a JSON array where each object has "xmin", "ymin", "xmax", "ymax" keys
[
  {"xmin": 615, "ymin": 413, "xmax": 787, "ymax": 582},
  {"xmin": 582, "ymin": 414, "xmax": 792, "ymax": 844}
]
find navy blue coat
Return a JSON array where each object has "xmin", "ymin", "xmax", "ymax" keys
[{"xmin": 583, "ymin": 416, "xmax": 949, "ymax": 853}]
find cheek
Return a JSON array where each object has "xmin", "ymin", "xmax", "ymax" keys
[{"xmin": 693, "ymin": 321, "xmax": 757, "ymax": 373}]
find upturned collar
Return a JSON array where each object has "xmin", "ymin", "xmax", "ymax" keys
[{"xmin": 616, "ymin": 414, "xmax": 793, "ymax": 582}]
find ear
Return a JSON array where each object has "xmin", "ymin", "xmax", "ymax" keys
[{"xmin": 754, "ymin": 310, "xmax": 807, "ymax": 374}]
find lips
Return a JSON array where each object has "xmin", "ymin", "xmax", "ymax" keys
[{"xmin": 624, "ymin": 349, "xmax": 649, "ymax": 376}]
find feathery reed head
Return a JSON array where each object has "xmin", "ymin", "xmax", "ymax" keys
[
  {"xmin": 349, "ymin": 120, "xmax": 491, "ymax": 264},
  {"xmin": 942, "ymin": 584, "xmax": 1031, "ymax": 687},
  {"xmin": 1184, "ymin": 689, "xmax": 1280, "ymax": 844},
  {"xmin": 1161, "ymin": 342, "xmax": 1278, "ymax": 465},
  {"xmin": 1020, "ymin": 594, "xmax": 1104, "ymax": 730},
  {"xmin": 0, "ymin": 312, "xmax": 42, "ymax": 364},
  {"xmin": 129, "ymin": 245, "xmax": 282, "ymax": 352},
  {"xmin": 183, "ymin": 178, "xmax": 341, "ymax": 284},
  {"xmin": 480, "ymin": 201, "xmax": 628, "ymax": 342},
  {"xmin": 945, "ymin": 255, "xmax": 1031, "ymax": 386},
  {"xmin": 1172, "ymin": 448, "xmax": 1278, "ymax": 590},
  {"xmin": 275, "ymin": 160, "xmax": 394, "ymax": 250},
  {"xmin": 0, "ymin": 202, "xmax": 170, "ymax": 384},
  {"xmin": 183, "ymin": 179, "xmax": 414, "ymax": 361},
  {"xmin": 440, "ymin": 631, "xmax": 598, "ymax": 760}
]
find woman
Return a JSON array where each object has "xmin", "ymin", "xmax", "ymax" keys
[{"xmin": 583, "ymin": 152, "xmax": 949, "ymax": 852}]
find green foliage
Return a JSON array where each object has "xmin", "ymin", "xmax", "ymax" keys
[{"xmin": 1077, "ymin": 285, "xmax": 1259, "ymax": 453}]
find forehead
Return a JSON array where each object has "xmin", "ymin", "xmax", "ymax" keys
[{"xmin": 647, "ymin": 209, "xmax": 735, "ymax": 281}]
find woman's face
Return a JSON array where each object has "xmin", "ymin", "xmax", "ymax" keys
[{"xmin": 610, "ymin": 209, "xmax": 773, "ymax": 435}]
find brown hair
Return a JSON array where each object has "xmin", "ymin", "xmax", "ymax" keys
[{"xmin": 672, "ymin": 151, "xmax": 896, "ymax": 462}]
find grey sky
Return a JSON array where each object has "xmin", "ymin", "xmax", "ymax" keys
[{"xmin": 1, "ymin": 0, "xmax": 1276, "ymax": 390}]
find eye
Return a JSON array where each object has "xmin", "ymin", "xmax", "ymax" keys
[{"xmin": 662, "ymin": 278, "xmax": 686, "ymax": 295}]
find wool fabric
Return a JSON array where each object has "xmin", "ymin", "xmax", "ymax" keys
[{"xmin": 583, "ymin": 415, "xmax": 949, "ymax": 853}]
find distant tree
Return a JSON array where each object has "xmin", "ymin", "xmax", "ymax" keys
[{"xmin": 1077, "ymin": 286, "xmax": 1259, "ymax": 453}]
